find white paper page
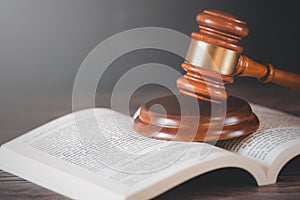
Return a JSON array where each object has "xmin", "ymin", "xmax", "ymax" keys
[
  {"xmin": 217, "ymin": 104, "xmax": 300, "ymax": 170},
  {"xmin": 2, "ymin": 108, "xmax": 257, "ymax": 200}
]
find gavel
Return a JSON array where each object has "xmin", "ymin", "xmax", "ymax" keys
[
  {"xmin": 134, "ymin": 9, "xmax": 300, "ymax": 142},
  {"xmin": 176, "ymin": 9, "xmax": 300, "ymax": 103}
]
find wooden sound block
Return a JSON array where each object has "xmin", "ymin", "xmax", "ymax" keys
[{"xmin": 134, "ymin": 94, "xmax": 259, "ymax": 142}]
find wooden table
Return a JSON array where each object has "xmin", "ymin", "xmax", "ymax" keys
[{"xmin": 0, "ymin": 80, "xmax": 300, "ymax": 199}]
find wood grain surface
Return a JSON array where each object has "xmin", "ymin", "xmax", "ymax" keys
[{"xmin": 0, "ymin": 81, "xmax": 299, "ymax": 199}]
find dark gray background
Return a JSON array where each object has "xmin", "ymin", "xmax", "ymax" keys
[{"xmin": 1, "ymin": 0, "xmax": 299, "ymax": 142}]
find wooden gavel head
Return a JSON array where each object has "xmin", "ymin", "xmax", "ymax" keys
[
  {"xmin": 177, "ymin": 9, "xmax": 300, "ymax": 103},
  {"xmin": 133, "ymin": 9, "xmax": 300, "ymax": 142},
  {"xmin": 177, "ymin": 10, "xmax": 249, "ymax": 103}
]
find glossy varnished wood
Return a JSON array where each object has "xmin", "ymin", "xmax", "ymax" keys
[
  {"xmin": 0, "ymin": 83, "xmax": 299, "ymax": 199},
  {"xmin": 236, "ymin": 55, "xmax": 300, "ymax": 90},
  {"xmin": 193, "ymin": 9, "xmax": 248, "ymax": 52},
  {"xmin": 178, "ymin": 9, "xmax": 248, "ymax": 102},
  {"xmin": 177, "ymin": 62, "xmax": 233, "ymax": 103},
  {"xmin": 178, "ymin": 9, "xmax": 300, "ymax": 103},
  {"xmin": 134, "ymin": 94, "xmax": 259, "ymax": 141}
]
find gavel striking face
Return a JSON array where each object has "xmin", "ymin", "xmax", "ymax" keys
[
  {"xmin": 133, "ymin": 9, "xmax": 300, "ymax": 142},
  {"xmin": 177, "ymin": 10, "xmax": 300, "ymax": 103}
]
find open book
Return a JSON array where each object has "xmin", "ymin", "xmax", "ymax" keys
[{"xmin": 0, "ymin": 104, "xmax": 299, "ymax": 200}]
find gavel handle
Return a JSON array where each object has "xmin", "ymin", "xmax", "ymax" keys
[{"xmin": 235, "ymin": 55, "xmax": 300, "ymax": 90}]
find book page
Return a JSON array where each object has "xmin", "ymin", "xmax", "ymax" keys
[
  {"xmin": 217, "ymin": 104, "xmax": 300, "ymax": 175},
  {"xmin": 0, "ymin": 108, "xmax": 267, "ymax": 200}
]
